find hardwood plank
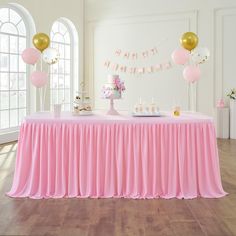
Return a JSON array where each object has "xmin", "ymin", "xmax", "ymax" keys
[
  {"xmin": 222, "ymin": 218, "xmax": 236, "ymax": 235},
  {"xmin": 163, "ymin": 199, "xmax": 195, "ymax": 222},
  {"xmin": 197, "ymin": 217, "xmax": 233, "ymax": 236},
  {"xmin": 170, "ymin": 221, "xmax": 205, "ymax": 236}
]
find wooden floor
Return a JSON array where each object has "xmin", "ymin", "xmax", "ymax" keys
[{"xmin": 0, "ymin": 139, "xmax": 235, "ymax": 236}]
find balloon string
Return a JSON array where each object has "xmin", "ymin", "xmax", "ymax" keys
[
  {"xmin": 43, "ymin": 65, "xmax": 49, "ymax": 110},
  {"xmin": 40, "ymin": 54, "xmax": 45, "ymax": 111},
  {"xmin": 40, "ymin": 53, "xmax": 45, "ymax": 110},
  {"xmin": 188, "ymin": 82, "xmax": 190, "ymax": 110},
  {"xmin": 41, "ymin": 88, "xmax": 43, "ymax": 111},
  {"xmin": 40, "ymin": 54, "xmax": 43, "ymax": 72},
  {"xmin": 39, "ymin": 87, "xmax": 42, "ymax": 111}
]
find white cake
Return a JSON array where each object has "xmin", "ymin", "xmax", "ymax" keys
[{"xmin": 101, "ymin": 75, "xmax": 125, "ymax": 99}]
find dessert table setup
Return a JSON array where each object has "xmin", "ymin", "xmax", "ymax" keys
[
  {"xmin": 7, "ymin": 109, "xmax": 227, "ymax": 199},
  {"xmin": 7, "ymin": 31, "xmax": 227, "ymax": 200},
  {"xmin": 7, "ymin": 73, "xmax": 227, "ymax": 200}
]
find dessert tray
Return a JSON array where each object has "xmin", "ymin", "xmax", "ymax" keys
[{"xmin": 132, "ymin": 111, "xmax": 162, "ymax": 117}]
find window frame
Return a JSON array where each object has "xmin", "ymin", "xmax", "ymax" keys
[
  {"xmin": 50, "ymin": 18, "xmax": 75, "ymax": 111},
  {"xmin": 0, "ymin": 3, "xmax": 36, "ymax": 143}
]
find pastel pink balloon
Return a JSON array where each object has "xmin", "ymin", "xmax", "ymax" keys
[
  {"xmin": 22, "ymin": 48, "xmax": 40, "ymax": 65},
  {"xmin": 30, "ymin": 71, "xmax": 48, "ymax": 88},
  {"xmin": 171, "ymin": 48, "xmax": 190, "ymax": 65},
  {"xmin": 183, "ymin": 65, "xmax": 201, "ymax": 83}
]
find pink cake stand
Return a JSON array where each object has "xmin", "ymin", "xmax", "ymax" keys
[{"xmin": 107, "ymin": 98, "xmax": 120, "ymax": 115}]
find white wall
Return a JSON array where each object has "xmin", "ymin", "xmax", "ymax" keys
[{"xmin": 85, "ymin": 0, "xmax": 236, "ymax": 115}]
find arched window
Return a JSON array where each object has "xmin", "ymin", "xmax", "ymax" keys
[
  {"xmin": 0, "ymin": 4, "xmax": 35, "ymax": 135},
  {"xmin": 50, "ymin": 18, "xmax": 78, "ymax": 111}
]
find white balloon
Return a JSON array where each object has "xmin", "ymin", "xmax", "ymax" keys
[
  {"xmin": 42, "ymin": 48, "xmax": 60, "ymax": 65},
  {"xmin": 191, "ymin": 47, "xmax": 210, "ymax": 64}
]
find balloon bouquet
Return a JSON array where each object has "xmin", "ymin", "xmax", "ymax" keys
[
  {"xmin": 21, "ymin": 33, "xmax": 59, "ymax": 111},
  {"xmin": 171, "ymin": 32, "xmax": 210, "ymax": 83}
]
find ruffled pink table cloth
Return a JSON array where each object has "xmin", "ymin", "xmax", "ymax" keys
[{"xmin": 7, "ymin": 112, "xmax": 227, "ymax": 199}]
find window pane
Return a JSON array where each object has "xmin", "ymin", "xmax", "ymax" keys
[
  {"xmin": 65, "ymin": 60, "xmax": 70, "ymax": 74},
  {"xmin": 51, "ymin": 42, "xmax": 56, "ymax": 49},
  {"xmin": 10, "ymin": 109, "xmax": 18, "ymax": 127},
  {"xmin": 52, "ymin": 64, "xmax": 58, "ymax": 74},
  {"xmin": 0, "ymin": 110, "xmax": 9, "ymax": 128},
  {"xmin": 19, "ymin": 37, "xmax": 26, "ymax": 54},
  {"xmin": 0, "ymin": 91, "xmax": 9, "ymax": 110},
  {"xmin": 58, "ymin": 22, "xmax": 67, "ymax": 35},
  {"xmin": 53, "ymin": 33, "xmax": 64, "ymax": 43},
  {"xmin": 0, "ymin": 34, "xmax": 9, "ymax": 53},
  {"xmin": 51, "ymin": 21, "xmax": 59, "ymax": 34},
  {"xmin": 65, "ymin": 45, "xmax": 70, "ymax": 59},
  {"xmin": 58, "ymin": 60, "xmax": 64, "ymax": 73},
  {"xmin": 19, "ymin": 56, "xmax": 26, "ymax": 72},
  {"xmin": 58, "ymin": 89, "xmax": 64, "ymax": 103},
  {"xmin": 10, "ymin": 9, "xmax": 21, "ymax": 25},
  {"xmin": 64, "ymin": 103, "xmax": 70, "ymax": 111},
  {"xmin": 19, "ymin": 73, "xmax": 26, "ymax": 90},
  {"xmin": 19, "ymin": 108, "xmax": 26, "ymax": 123},
  {"xmin": 50, "ymin": 90, "xmax": 53, "ymax": 105},
  {"xmin": 10, "ymin": 36, "xmax": 18, "ymax": 53},
  {"xmin": 65, "ymin": 75, "xmax": 70, "ymax": 88},
  {"xmin": 10, "ymin": 73, "xmax": 18, "ymax": 90},
  {"xmin": 19, "ymin": 91, "xmax": 26, "ymax": 108},
  {"xmin": 58, "ymin": 75, "xmax": 64, "ymax": 88},
  {"xmin": 0, "ymin": 8, "xmax": 9, "ymax": 22},
  {"xmin": 51, "ymin": 90, "xmax": 58, "ymax": 104},
  {"xmin": 64, "ymin": 89, "xmax": 70, "ymax": 103},
  {"xmin": 10, "ymin": 54, "xmax": 18, "ymax": 72},
  {"xmin": 0, "ymin": 54, "xmax": 9, "ymax": 72},
  {"xmin": 1, "ymin": 23, "xmax": 17, "ymax": 34},
  {"xmin": 0, "ymin": 73, "xmax": 9, "ymax": 90},
  {"xmin": 10, "ymin": 91, "xmax": 18, "ymax": 109},
  {"xmin": 51, "ymin": 75, "xmax": 58, "ymax": 89},
  {"xmin": 17, "ymin": 21, "xmax": 26, "ymax": 36},
  {"xmin": 58, "ymin": 44, "xmax": 64, "ymax": 58},
  {"xmin": 64, "ymin": 32, "xmax": 70, "ymax": 43}
]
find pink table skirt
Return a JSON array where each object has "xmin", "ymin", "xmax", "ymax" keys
[{"xmin": 7, "ymin": 112, "xmax": 227, "ymax": 199}]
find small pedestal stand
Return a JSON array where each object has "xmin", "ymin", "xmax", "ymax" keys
[{"xmin": 107, "ymin": 98, "xmax": 119, "ymax": 115}]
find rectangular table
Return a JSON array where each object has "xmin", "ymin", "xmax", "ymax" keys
[{"xmin": 7, "ymin": 112, "xmax": 227, "ymax": 199}]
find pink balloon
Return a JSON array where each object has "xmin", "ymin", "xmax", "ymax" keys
[
  {"xmin": 183, "ymin": 65, "xmax": 201, "ymax": 83},
  {"xmin": 22, "ymin": 48, "xmax": 40, "ymax": 65},
  {"xmin": 30, "ymin": 71, "xmax": 48, "ymax": 88},
  {"xmin": 171, "ymin": 48, "xmax": 190, "ymax": 65}
]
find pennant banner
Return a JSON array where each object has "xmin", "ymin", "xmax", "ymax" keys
[
  {"xmin": 104, "ymin": 60, "xmax": 172, "ymax": 75},
  {"xmin": 115, "ymin": 47, "xmax": 158, "ymax": 60}
]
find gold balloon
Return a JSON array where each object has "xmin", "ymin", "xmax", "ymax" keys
[
  {"xmin": 180, "ymin": 32, "xmax": 199, "ymax": 51},
  {"xmin": 32, "ymin": 33, "xmax": 50, "ymax": 52}
]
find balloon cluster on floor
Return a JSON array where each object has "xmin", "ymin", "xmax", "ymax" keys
[
  {"xmin": 171, "ymin": 32, "xmax": 210, "ymax": 83},
  {"xmin": 21, "ymin": 33, "xmax": 59, "ymax": 88}
]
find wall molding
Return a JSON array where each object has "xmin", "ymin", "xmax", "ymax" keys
[
  {"xmin": 86, "ymin": 10, "xmax": 198, "ymax": 110},
  {"xmin": 214, "ymin": 7, "xmax": 236, "ymax": 105}
]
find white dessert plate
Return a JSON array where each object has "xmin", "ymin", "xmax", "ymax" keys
[
  {"xmin": 132, "ymin": 112, "xmax": 162, "ymax": 117},
  {"xmin": 72, "ymin": 111, "xmax": 93, "ymax": 116}
]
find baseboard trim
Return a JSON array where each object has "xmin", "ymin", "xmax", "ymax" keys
[{"xmin": 0, "ymin": 131, "xmax": 19, "ymax": 144}]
